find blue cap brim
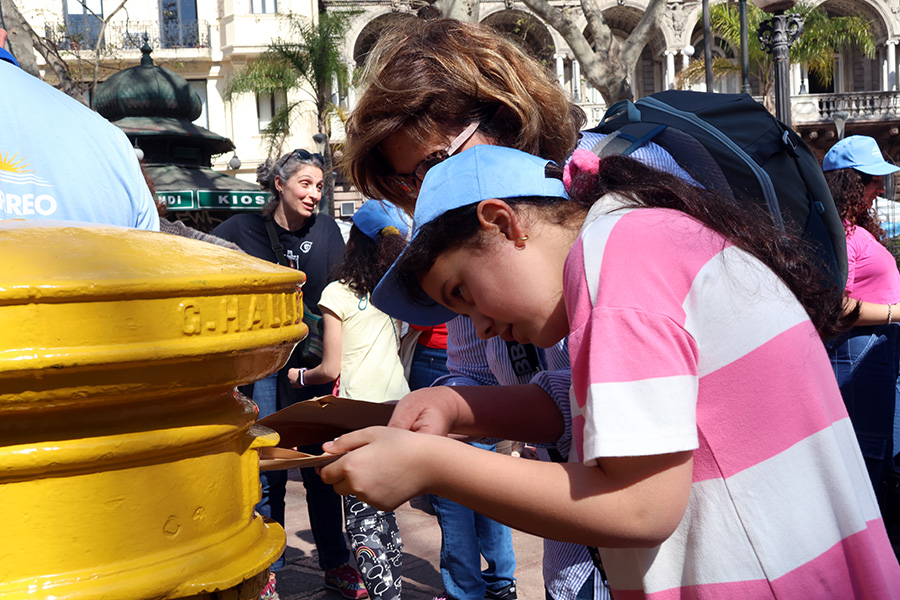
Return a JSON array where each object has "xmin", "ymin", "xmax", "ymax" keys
[
  {"xmin": 370, "ymin": 145, "xmax": 567, "ymax": 326},
  {"xmin": 372, "ymin": 250, "xmax": 458, "ymax": 326},
  {"xmin": 856, "ymin": 162, "xmax": 900, "ymax": 176}
]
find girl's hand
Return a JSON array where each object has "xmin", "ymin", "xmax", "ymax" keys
[
  {"xmin": 286, "ymin": 368, "xmax": 302, "ymax": 388},
  {"xmin": 320, "ymin": 426, "xmax": 446, "ymax": 510},
  {"xmin": 387, "ymin": 387, "xmax": 464, "ymax": 435}
]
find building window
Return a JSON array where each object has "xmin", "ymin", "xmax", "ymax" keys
[
  {"xmin": 65, "ymin": 0, "xmax": 103, "ymax": 49},
  {"xmin": 189, "ymin": 80, "xmax": 209, "ymax": 129},
  {"xmin": 160, "ymin": 0, "xmax": 199, "ymax": 48},
  {"xmin": 252, "ymin": 0, "xmax": 277, "ymax": 14},
  {"xmin": 257, "ymin": 91, "xmax": 286, "ymax": 132}
]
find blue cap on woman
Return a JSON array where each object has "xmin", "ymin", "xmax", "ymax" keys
[{"xmin": 351, "ymin": 199, "xmax": 409, "ymax": 240}]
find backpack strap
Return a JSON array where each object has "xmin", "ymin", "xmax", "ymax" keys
[
  {"xmin": 264, "ymin": 217, "xmax": 291, "ymax": 267},
  {"xmin": 590, "ymin": 131, "xmax": 631, "ymax": 157},
  {"xmin": 590, "ymin": 123, "xmax": 668, "ymax": 158}
]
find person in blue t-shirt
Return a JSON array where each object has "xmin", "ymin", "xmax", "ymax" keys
[{"xmin": 0, "ymin": 29, "xmax": 158, "ymax": 231}]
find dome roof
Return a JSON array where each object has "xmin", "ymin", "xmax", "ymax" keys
[{"xmin": 94, "ymin": 38, "xmax": 202, "ymax": 122}]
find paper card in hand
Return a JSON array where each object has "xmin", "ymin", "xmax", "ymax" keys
[
  {"xmin": 256, "ymin": 395, "xmax": 395, "ymax": 448},
  {"xmin": 258, "ymin": 446, "xmax": 345, "ymax": 471}
]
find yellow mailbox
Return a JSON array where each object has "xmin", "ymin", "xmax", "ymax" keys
[{"xmin": 0, "ymin": 220, "xmax": 306, "ymax": 599}]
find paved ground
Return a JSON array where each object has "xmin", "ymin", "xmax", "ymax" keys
[{"xmin": 272, "ymin": 469, "xmax": 546, "ymax": 600}]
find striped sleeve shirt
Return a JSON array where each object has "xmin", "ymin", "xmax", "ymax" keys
[
  {"xmin": 564, "ymin": 194, "xmax": 900, "ymax": 598},
  {"xmin": 433, "ymin": 132, "xmax": 694, "ymax": 600}
]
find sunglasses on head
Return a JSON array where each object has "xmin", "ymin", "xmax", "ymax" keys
[
  {"xmin": 391, "ymin": 121, "xmax": 480, "ymax": 199},
  {"xmin": 280, "ymin": 148, "xmax": 324, "ymax": 168}
]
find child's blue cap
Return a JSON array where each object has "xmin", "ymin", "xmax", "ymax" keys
[
  {"xmin": 823, "ymin": 135, "xmax": 900, "ymax": 175},
  {"xmin": 351, "ymin": 199, "xmax": 409, "ymax": 240},
  {"xmin": 371, "ymin": 144, "xmax": 568, "ymax": 326}
]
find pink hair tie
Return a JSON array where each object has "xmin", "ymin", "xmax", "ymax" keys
[{"xmin": 563, "ymin": 149, "xmax": 602, "ymax": 199}]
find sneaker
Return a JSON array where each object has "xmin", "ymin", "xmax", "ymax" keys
[
  {"xmin": 324, "ymin": 563, "xmax": 369, "ymax": 600},
  {"xmin": 486, "ymin": 584, "xmax": 517, "ymax": 600},
  {"xmin": 260, "ymin": 571, "xmax": 280, "ymax": 600}
]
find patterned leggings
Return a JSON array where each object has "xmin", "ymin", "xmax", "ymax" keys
[{"xmin": 344, "ymin": 494, "xmax": 403, "ymax": 600}]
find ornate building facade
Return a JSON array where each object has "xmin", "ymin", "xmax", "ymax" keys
[{"xmin": 12, "ymin": 0, "xmax": 900, "ymax": 215}]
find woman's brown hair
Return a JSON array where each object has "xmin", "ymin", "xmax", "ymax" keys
[
  {"xmin": 824, "ymin": 168, "xmax": 887, "ymax": 242},
  {"xmin": 340, "ymin": 17, "xmax": 585, "ymax": 213}
]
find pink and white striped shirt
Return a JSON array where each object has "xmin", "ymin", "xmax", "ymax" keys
[{"xmin": 563, "ymin": 194, "xmax": 900, "ymax": 599}]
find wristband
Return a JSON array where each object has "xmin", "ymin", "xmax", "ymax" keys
[
  {"xmin": 298, "ymin": 367, "xmax": 308, "ymax": 387},
  {"xmin": 889, "ymin": 304, "xmax": 894, "ymax": 325}
]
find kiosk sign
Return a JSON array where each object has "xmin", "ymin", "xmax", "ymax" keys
[
  {"xmin": 157, "ymin": 190, "xmax": 195, "ymax": 210},
  {"xmin": 197, "ymin": 191, "xmax": 269, "ymax": 210},
  {"xmin": 155, "ymin": 191, "xmax": 271, "ymax": 211}
]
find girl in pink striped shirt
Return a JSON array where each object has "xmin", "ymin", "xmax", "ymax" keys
[{"xmin": 320, "ymin": 145, "xmax": 900, "ymax": 599}]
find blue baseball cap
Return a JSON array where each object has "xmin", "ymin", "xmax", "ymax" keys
[
  {"xmin": 371, "ymin": 144, "xmax": 568, "ymax": 326},
  {"xmin": 823, "ymin": 135, "xmax": 900, "ymax": 175},
  {"xmin": 351, "ymin": 199, "xmax": 409, "ymax": 240}
]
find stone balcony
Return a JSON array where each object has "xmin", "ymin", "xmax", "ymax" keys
[
  {"xmin": 579, "ymin": 90, "xmax": 900, "ymax": 132},
  {"xmin": 44, "ymin": 20, "xmax": 211, "ymax": 55}
]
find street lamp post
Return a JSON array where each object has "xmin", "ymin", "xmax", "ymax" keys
[
  {"xmin": 313, "ymin": 132, "xmax": 333, "ymax": 216},
  {"xmin": 755, "ymin": 0, "xmax": 803, "ymax": 127},
  {"xmin": 702, "ymin": 0, "xmax": 714, "ymax": 91},
  {"xmin": 739, "ymin": 0, "xmax": 752, "ymax": 95}
]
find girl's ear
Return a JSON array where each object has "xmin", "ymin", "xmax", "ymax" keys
[{"xmin": 476, "ymin": 199, "xmax": 527, "ymax": 243}]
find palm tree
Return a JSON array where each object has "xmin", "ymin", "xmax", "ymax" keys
[
  {"xmin": 226, "ymin": 9, "xmax": 357, "ymax": 216},
  {"xmin": 677, "ymin": 1, "xmax": 874, "ymax": 110}
]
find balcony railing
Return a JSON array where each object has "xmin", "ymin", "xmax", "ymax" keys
[
  {"xmin": 44, "ymin": 19, "xmax": 210, "ymax": 53},
  {"xmin": 796, "ymin": 91, "xmax": 900, "ymax": 123},
  {"xmin": 576, "ymin": 90, "xmax": 900, "ymax": 128}
]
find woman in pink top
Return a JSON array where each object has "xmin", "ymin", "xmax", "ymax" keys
[{"xmin": 823, "ymin": 135, "xmax": 900, "ymax": 512}]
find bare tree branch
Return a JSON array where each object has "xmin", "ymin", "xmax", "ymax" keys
[
  {"xmin": 0, "ymin": 0, "xmax": 40, "ymax": 75},
  {"xmin": 89, "ymin": 0, "xmax": 129, "ymax": 107},
  {"xmin": 621, "ymin": 0, "xmax": 666, "ymax": 67},
  {"xmin": 0, "ymin": 0, "xmax": 87, "ymax": 103}
]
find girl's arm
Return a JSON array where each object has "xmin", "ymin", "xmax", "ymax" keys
[
  {"xmin": 844, "ymin": 298, "xmax": 899, "ymax": 326},
  {"xmin": 388, "ymin": 382, "xmax": 565, "ymax": 444},
  {"xmin": 322, "ymin": 426, "xmax": 692, "ymax": 548},
  {"xmin": 288, "ymin": 308, "xmax": 342, "ymax": 387}
]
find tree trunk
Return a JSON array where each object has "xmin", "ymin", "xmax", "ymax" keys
[
  {"xmin": 0, "ymin": 0, "xmax": 40, "ymax": 76},
  {"xmin": 0, "ymin": 0, "xmax": 87, "ymax": 103},
  {"xmin": 317, "ymin": 110, "xmax": 335, "ymax": 219},
  {"xmin": 519, "ymin": 0, "xmax": 666, "ymax": 106},
  {"xmin": 439, "ymin": 0, "xmax": 480, "ymax": 23}
]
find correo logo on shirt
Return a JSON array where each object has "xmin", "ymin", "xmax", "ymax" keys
[
  {"xmin": 300, "ymin": 241, "xmax": 313, "ymax": 253},
  {"xmin": 0, "ymin": 150, "xmax": 58, "ymax": 216}
]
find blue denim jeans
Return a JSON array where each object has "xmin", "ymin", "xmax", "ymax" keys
[
  {"xmin": 429, "ymin": 442, "xmax": 517, "ymax": 600},
  {"xmin": 408, "ymin": 344, "xmax": 450, "ymax": 391},
  {"xmin": 253, "ymin": 373, "xmax": 350, "ymax": 572},
  {"xmin": 827, "ymin": 324, "xmax": 900, "ymax": 504}
]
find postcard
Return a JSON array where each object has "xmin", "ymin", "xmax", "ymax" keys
[{"xmin": 256, "ymin": 395, "xmax": 395, "ymax": 448}]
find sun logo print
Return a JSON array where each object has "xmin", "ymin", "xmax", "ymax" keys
[{"xmin": 0, "ymin": 151, "xmax": 51, "ymax": 187}]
